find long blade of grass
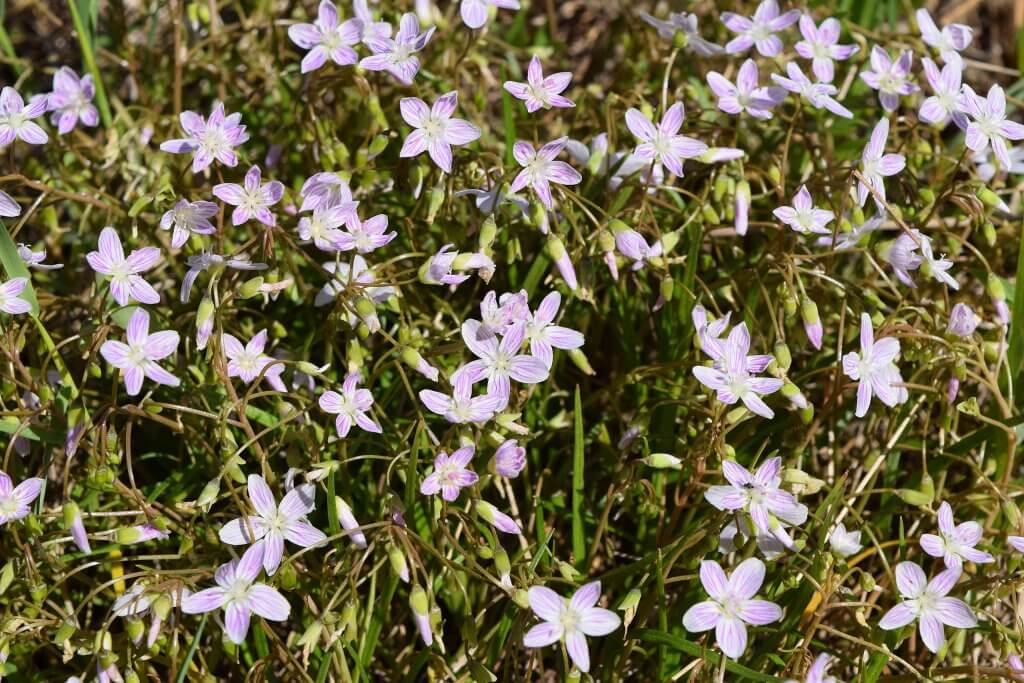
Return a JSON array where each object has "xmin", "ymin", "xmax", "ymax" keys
[
  {"xmin": 572, "ymin": 385, "xmax": 585, "ymax": 567},
  {"xmin": 66, "ymin": 0, "xmax": 113, "ymax": 128}
]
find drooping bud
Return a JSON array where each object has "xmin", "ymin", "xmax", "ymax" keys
[
  {"xmin": 641, "ymin": 452, "xmax": 682, "ymax": 469},
  {"xmin": 478, "ymin": 215, "xmax": 498, "ymax": 252},
  {"xmin": 335, "ymin": 496, "xmax": 367, "ymax": 548},
  {"xmin": 734, "ymin": 180, "xmax": 751, "ymax": 236},
  {"xmin": 801, "ymin": 298, "xmax": 823, "ymax": 350},
  {"xmin": 568, "ymin": 348, "xmax": 595, "ymax": 376},
  {"xmin": 947, "ymin": 377, "xmax": 960, "ymax": 403},
  {"xmin": 401, "ymin": 347, "xmax": 439, "ymax": 381},
  {"xmin": 773, "ymin": 341, "xmax": 792, "ymax": 371},
  {"xmin": 197, "ymin": 479, "xmax": 220, "ymax": 511},
  {"xmin": 64, "ymin": 502, "xmax": 91, "ymax": 553},
  {"xmin": 491, "ymin": 440, "xmax": 526, "ymax": 478},
  {"xmin": 196, "ymin": 297, "xmax": 215, "ymax": 350},
  {"xmin": 475, "ymin": 501, "xmax": 522, "ymax": 535},
  {"xmin": 494, "ymin": 548, "xmax": 512, "ymax": 589},
  {"xmin": 546, "ymin": 235, "xmax": 577, "ymax": 290},
  {"xmin": 389, "ymin": 546, "xmax": 410, "ymax": 582},
  {"xmin": 237, "ymin": 277, "xmax": 264, "ymax": 299},
  {"xmin": 946, "ymin": 303, "xmax": 980, "ymax": 338},
  {"xmin": 976, "ymin": 186, "xmax": 1002, "ymax": 208},
  {"xmin": 409, "ymin": 586, "xmax": 432, "ymax": 646},
  {"xmin": 354, "ymin": 297, "xmax": 380, "ymax": 333}
]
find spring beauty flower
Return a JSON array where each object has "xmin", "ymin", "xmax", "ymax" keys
[
  {"xmin": 353, "ymin": 0, "xmax": 391, "ymax": 44},
  {"xmin": 857, "ymin": 118, "xmax": 905, "ymax": 209},
  {"xmin": 770, "ymin": 63, "xmax": 852, "ymax": 118},
  {"xmin": 692, "ymin": 323, "xmax": 784, "ymax": 419},
  {"xmin": 947, "ymin": 303, "xmax": 980, "ymax": 337},
  {"xmin": 885, "ymin": 230, "xmax": 958, "ymax": 289},
  {"xmin": 181, "ymin": 544, "xmax": 291, "ymax": 644},
  {"xmin": 319, "ymin": 372, "xmax": 381, "ymax": 437},
  {"xmin": 794, "ymin": 16, "xmax": 859, "ymax": 83},
  {"xmin": 0, "ymin": 86, "xmax": 48, "ymax": 145},
  {"xmin": 460, "ymin": 0, "xmax": 520, "ymax": 29},
  {"xmin": 476, "ymin": 500, "xmax": 521, "ymax": 534},
  {"xmin": 0, "ymin": 471, "xmax": 44, "ymax": 526},
  {"xmin": 113, "ymin": 582, "xmax": 190, "ymax": 648},
  {"xmin": 523, "ymin": 582, "xmax": 620, "ymax": 673},
  {"xmin": 683, "ymin": 558, "xmax": 782, "ymax": 659},
  {"xmin": 160, "ymin": 102, "xmax": 249, "ymax": 173},
  {"xmin": 773, "ymin": 185, "xmax": 834, "ymax": 235},
  {"xmin": 300, "ymin": 172, "xmax": 356, "ymax": 212},
  {"xmin": 359, "ymin": 13, "xmax": 434, "ymax": 84},
  {"xmin": 842, "ymin": 313, "xmax": 907, "ymax": 417},
  {"xmin": 704, "ymin": 457, "xmax": 808, "ymax": 548},
  {"xmin": 419, "ymin": 368, "xmax": 504, "ymax": 424},
  {"xmin": 518, "ymin": 291, "xmax": 584, "ymax": 367},
  {"xmin": 421, "ymin": 243, "xmax": 495, "ymax": 286},
  {"xmin": 46, "ymin": 67, "xmax": 98, "ymax": 134},
  {"xmin": 117, "ymin": 523, "xmax": 171, "ymax": 544},
  {"xmin": 878, "ymin": 562, "xmax": 976, "ymax": 653},
  {"xmin": 509, "ymin": 137, "xmax": 583, "ymax": 209},
  {"xmin": 828, "ymin": 522, "xmax": 863, "ymax": 558},
  {"xmin": 973, "ymin": 145, "xmax": 1024, "ymax": 181},
  {"xmin": 0, "ymin": 190, "xmax": 19, "ymax": 217},
  {"xmin": 721, "ymin": 0, "xmax": 800, "ymax": 57},
  {"xmin": 180, "ymin": 251, "xmax": 267, "ymax": 302},
  {"xmin": 461, "ymin": 320, "xmax": 550, "ymax": 408},
  {"xmin": 287, "ymin": 0, "xmax": 361, "ymax": 74},
  {"xmin": 920, "ymin": 501, "xmax": 994, "ymax": 569},
  {"xmin": 100, "ymin": 309, "xmax": 181, "ymax": 396},
  {"xmin": 0, "ymin": 278, "xmax": 31, "ymax": 315},
  {"xmin": 334, "ymin": 211, "xmax": 396, "ymax": 253},
  {"xmin": 160, "ymin": 199, "xmax": 219, "ymax": 249},
  {"xmin": 297, "ymin": 203, "xmax": 356, "ymax": 251},
  {"xmin": 313, "ymin": 256, "xmax": 396, "ymax": 329},
  {"xmin": 639, "ymin": 11, "xmax": 723, "ymax": 55},
  {"xmin": 919, "ymin": 58, "xmax": 967, "ymax": 130},
  {"xmin": 860, "ymin": 46, "xmax": 918, "ymax": 112},
  {"xmin": 784, "ymin": 654, "xmax": 836, "ymax": 683},
  {"xmin": 707, "ymin": 59, "xmax": 784, "ymax": 119},
  {"xmin": 213, "ymin": 166, "xmax": 284, "ymax": 227},
  {"xmin": 219, "ymin": 474, "xmax": 326, "ymax": 575},
  {"xmin": 492, "ymin": 439, "xmax": 526, "ymax": 478},
  {"xmin": 503, "ymin": 56, "xmax": 574, "ymax": 113},
  {"xmin": 420, "ymin": 445, "xmax": 478, "ymax": 501},
  {"xmin": 916, "ymin": 8, "xmax": 972, "ymax": 64},
  {"xmin": 223, "ymin": 330, "xmax": 287, "ymax": 392},
  {"xmin": 399, "ymin": 92, "xmax": 481, "ymax": 174},
  {"xmin": 960, "ymin": 84, "xmax": 1024, "ymax": 171},
  {"xmin": 625, "ymin": 103, "xmax": 707, "ymax": 178},
  {"xmin": 87, "ymin": 228, "xmax": 162, "ymax": 307}
]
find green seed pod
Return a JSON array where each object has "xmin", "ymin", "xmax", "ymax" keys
[
  {"xmin": 477, "ymin": 545, "xmax": 493, "ymax": 560},
  {"xmin": 409, "ymin": 585, "xmax": 430, "ymax": 616},
  {"xmin": 513, "ymin": 589, "xmax": 530, "ymax": 609},
  {"xmin": 479, "ymin": 215, "xmax": 498, "ymax": 251},
  {"xmin": 197, "ymin": 479, "xmax": 220, "ymax": 510},
  {"xmin": 896, "ymin": 488, "xmax": 933, "ymax": 506},
  {"xmin": 976, "ymin": 186, "xmax": 1001, "ymax": 208},
  {"xmin": 767, "ymin": 165, "xmax": 782, "ymax": 186},
  {"xmin": 713, "ymin": 175, "xmax": 729, "ymax": 201},
  {"xmin": 659, "ymin": 277, "xmax": 674, "ymax": 303},
  {"xmin": 568, "ymin": 348, "xmax": 595, "ymax": 375},
  {"xmin": 237, "ymin": 277, "xmax": 264, "ymax": 299},
  {"xmin": 598, "ymin": 230, "xmax": 615, "ymax": 251},
  {"xmin": 368, "ymin": 134, "xmax": 388, "ymax": 157},
  {"xmin": 773, "ymin": 342, "xmax": 792, "ymax": 371},
  {"xmin": 125, "ymin": 617, "xmax": 145, "ymax": 643},
  {"xmin": 701, "ymin": 204, "xmax": 720, "ymax": 224},
  {"xmin": 918, "ymin": 187, "xmax": 935, "ymax": 206},
  {"xmin": 799, "ymin": 406, "xmax": 814, "ymax": 423},
  {"xmin": 987, "ymin": 273, "xmax": 1006, "ymax": 301},
  {"xmin": 660, "ymin": 230, "xmax": 681, "ymax": 254},
  {"xmin": 426, "ymin": 183, "xmax": 445, "ymax": 222},
  {"xmin": 983, "ymin": 221, "xmax": 997, "ymax": 246},
  {"xmin": 642, "ymin": 452, "xmax": 682, "ymax": 470},
  {"xmin": 389, "ymin": 546, "xmax": 409, "ymax": 581},
  {"xmin": 53, "ymin": 620, "xmax": 76, "ymax": 644},
  {"xmin": 783, "ymin": 294, "xmax": 798, "ymax": 318},
  {"xmin": 859, "ymin": 570, "xmax": 876, "ymax": 592}
]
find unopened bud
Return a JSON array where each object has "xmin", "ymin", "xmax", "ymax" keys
[
  {"xmin": 238, "ymin": 277, "xmax": 264, "ymax": 299},
  {"xmin": 389, "ymin": 546, "xmax": 410, "ymax": 582},
  {"xmin": 641, "ymin": 452, "xmax": 682, "ymax": 469},
  {"xmin": 568, "ymin": 348, "xmax": 595, "ymax": 375},
  {"xmin": 773, "ymin": 342, "xmax": 792, "ymax": 371},
  {"xmin": 977, "ymin": 186, "xmax": 1001, "ymax": 208}
]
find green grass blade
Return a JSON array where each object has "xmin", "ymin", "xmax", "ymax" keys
[
  {"xmin": 67, "ymin": 0, "xmax": 113, "ymax": 128},
  {"xmin": 1008, "ymin": 239, "xmax": 1024, "ymax": 379},
  {"xmin": 0, "ymin": 220, "xmax": 38, "ymax": 315},
  {"xmin": 572, "ymin": 385, "xmax": 585, "ymax": 567}
]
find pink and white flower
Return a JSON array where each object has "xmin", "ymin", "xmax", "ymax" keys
[
  {"xmin": 461, "ymin": 320, "xmax": 549, "ymax": 408},
  {"xmin": 773, "ymin": 185, "xmax": 834, "ymax": 234},
  {"xmin": 704, "ymin": 457, "xmax": 808, "ymax": 549},
  {"xmin": 399, "ymin": 92, "xmax": 481, "ymax": 174},
  {"xmin": 0, "ymin": 189, "xmax": 19, "ymax": 217},
  {"xmin": 920, "ymin": 501, "xmax": 993, "ymax": 569},
  {"xmin": 523, "ymin": 582, "xmax": 621, "ymax": 673},
  {"xmin": 683, "ymin": 558, "xmax": 782, "ymax": 659},
  {"xmin": 297, "ymin": 203, "xmax": 356, "ymax": 251},
  {"xmin": 784, "ymin": 654, "xmax": 836, "ymax": 683},
  {"xmin": 159, "ymin": 199, "xmax": 219, "ymax": 249},
  {"xmin": 212, "ymin": 166, "xmax": 285, "ymax": 227},
  {"xmin": 460, "ymin": 0, "xmax": 520, "ymax": 29},
  {"xmin": 86, "ymin": 227, "xmax": 161, "ymax": 306},
  {"xmin": 916, "ymin": 8, "xmax": 972, "ymax": 65},
  {"xmin": 771, "ymin": 62, "xmax": 852, "ymax": 118},
  {"xmin": 335, "ymin": 211, "xmax": 396, "ymax": 253},
  {"xmin": 721, "ymin": 0, "xmax": 800, "ymax": 57},
  {"xmin": 794, "ymin": 16, "xmax": 859, "ymax": 83},
  {"xmin": 287, "ymin": 0, "xmax": 361, "ymax": 74},
  {"xmin": 419, "ymin": 368, "xmax": 504, "ymax": 424},
  {"xmin": 960, "ymin": 84, "xmax": 1024, "ymax": 171},
  {"xmin": 692, "ymin": 323, "xmax": 783, "ymax": 419},
  {"xmin": 856, "ymin": 118, "xmax": 905, "ymax": 209},
  {"xmin": 223, "ymin": 330, "xmax": 287, "ymax": 392},
  {"xmin": 181, "ymin": 544, "xmax": 291, "ymax": 644},
  {"xmin": 509, "ymin": 137, "xmax": 583, "ymax": 209},
  {"xmin": 160, "ymin": 102, "xmax": 249, "ymax": 173},
  {"xmin": 99, "ymin": 309, "xmax": 181, "ymax": 396},
  {"xmin": 841, "ymin": 313, "xmax": 907, "ymax": 417},
  {"xmin": 878, "ymin": 562, "xmax": 976, "ymax": 653},
  {"xmin": 359, "ymin": 13, "xmax": 434, "ymax": 84},
  {"xmin": 218, "ymin": 474, "xmax": 326, "ymax": 575},
  {"xmin": 503, "ymin": 56, "xmax": 574, "ymax": 113},
  {"xmin": 420, "ymin": 445, "xmax": 478, "ymax": 501},
  {"xmin": 319, "ymin": 372, "xmax": 381, "ymax": 437},
  {"xmin": 706, "ymin": 59, "xmax": 785, "ymax": 119},
  {"xmin": 919, "ymin": 58, "xmax": 967, "ymax": 130},
  {"xmin": 0, "ymin": 86, "xmax": 48, "ymax": 146},
  {"xmin": 639, "ymin": 11, "xmax": 723, "ymax": 55},
  {"xmin": 0, "ymin": 470, "xmax": 44, "ymax": 526},
  {"xmin": 517, "ymin": 291, "xmax": 584, "ymax": 368},
  {"xmin": 624, "ymin": 103, "xmax": 708, "ymax": 178},
  {"xmin": 0, "ymin": 278, "xmax": 31, "ymax": 315},
  {"xmin": 46, "ymin": 67, "xmax": 99, "ymax": 134},
  {"xmin": 860, "ymin": 47, "xmax": 918, "ymax": 112}
]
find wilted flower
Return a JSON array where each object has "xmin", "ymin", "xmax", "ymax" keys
[
  {"xmin": 503, "ymin": 56, "xmax": 574, "ymax": 113},
  {"xmin": 0, "ymin": 86, "xmax": 48, "ymax": 145},
  {"xmin": 223, "ymin": 330, "xmax": 287, "ymax": 392},
  {"xmin": 707, "ymin": 59, "xmax": 785, "ymax": 119},
  {"xmin": 421, "ymin": 243, "xmax": 495, "ymax": 286},
  {"xmin": 160, "ymin": 199, "xmax": 219, "ymax": 249},
  {"xmin": 181, "ymin": 544, "xmax": 291, "ymax": 644},
  {"xmin": 947, "ymin": 303, "xmax": 980, "ymax": 337},
  {"xmin": 319, "ymin": 372, "xmax": 381, "ymax": 437},
  {"xmin": 919, "ymin": 58, "xmax": 967, "ymax": 130},
  {"xmin": 476, "ymin": 500, "xmax": 521, "ymax": 534},
  {"xmin": 112, "ymin": 581, "xmax": 190, "ymax": 648},
  {"xmin": 704, "ymin": 457, "xmax": 808, "ymax": 548},
  {"xmin": 287, "ymin": 0, "xmax": 361, "ymax": 74},
  {"xmin": 972, "ymin": 145, "xmax": 1024, "ymax": 181},
  {"xmin": 624, "ymin": 103, "xmax": 707, "ymax": 178},
  {"xmin": 0, "ymin": 470, "xmax": 43, "ymax": 525},
  {"xmin": 721, "ymin": 0, "xmax": 800, "ymax": 57},
  {"xmin": 692, "ymin": 323, "xmax": 784, "ymax": 419},
  {"xmin": 86, "ymin": 227, "xmax": 161, "ymax": 306},
  {"xmin": 159, "ymin": 102, "xmax": 249, "ymax": 173},
  {"xmin": 419, "ymin": 368, "xmax": 504, "ymax": 424},
  {"xmin": 639, "ymin": 11, "xmax": 723, "ymax": 55},
  {"xmin": 118, "ymin": 523, "xmax": 170, "ymax": 544},
  {"xmin": 860, "ymin": 46, "xmax": 918, "ymax": 112},
  {"xmin": 815, "ymin": 213, "xmax": 883, "ymax": 250},
  {"xmin": 916, "ymin": 8, "xmax": 972, "ymax": 64},
  {"xmin": 886, "ymin": 230, "xmax": 958, "ymax": 290},
  {"xmin": 313, "ymin": 256, "xmax": 396, "ymax": 326},
  {"xmin": 335, "ymin": 496, "xmax": 367, "ymax": 547},
  {"xmin": 773, "ymin": 185, "xmax": 834, "ymax": 235},
  {"xmin": 842, "ymin": 313, "xmax": 907, "ymax": 417},
  {"xmin": 565, "ymin": 134, "xmax": 658, "ymax": 191},
  {"xmin": 828, "ymin": 522, "xmax": 863, "ymax": 558},
  {"xmin": 771, "ymin": 62, "xmax": 852, "ymax": 118},
  {"xmin": 219, "ymin": 474, "xmax": 326, "ymax": 575},
  {"xmin": 359, "ymin": 13, "xmax": 434, "ymax": 84},
  {"xmin": 0, "ymin": 278, "xmax": 31, "ymax": 315},
  {"xmin": 399, "ymin": 92, "xmax": 481, "ymax": 174},
  {"xmin": 960, "ymin": 84, "xmax": 1024, "ymax": 171},
  {"xmin": 213, "ymin": 165, "xmax": 284, "ymax": 227},
  {"xmin": 523, "ymin": 582, "xmax": 620, "ymax": 673},
  {"xmin": 878, "ymin": 562, "xmax": 976, "ymax": 653},
  {"xmin": 180, "ymin": 251, "xmax": 267, "ymax": 302},
  {"xmin": 46, "ymin": 67, "xmax": 98, "ymax": 134},
  {"xmin": 718, "ymin": 516, "xmax": 788, "ymax": 559},
  {"xmin": 64, "ymin": 502, "xmax": 90, "ymax": 553},
  {"xmin": 857, "ymin": 118, "xmax": 905, "ymax": 210},
  {"xmin": 100, "ymin": 309, "xmax": 180, "ymax": 396},
  {"xmin": 420, "ymin": 445, "xmax": 478, "ymax": 501},
  {"xmin": 460, "ymin": 0, "xmax": 520, "ymax": 29},
  {"xmin": 509, "ymin": 137, "xmax": 583, "ymax": 209},
  {"xmin": 683, "ymin": 558, "xmax": 782, "ymax": 659},
  {"xmin": 492, "ymin": 439, "xmax": 526, "ymax": 478},
  {"xmin": 794, "ymin": 16, "xmax": 859, "ymax": 83},
  {"xmin": 920, "ymin": 501, "xmax": 993, "ymax": 569}
]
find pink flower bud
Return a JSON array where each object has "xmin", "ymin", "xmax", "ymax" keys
[{"xmin": 492, "ymin": 439, "xmax": 526, "ymax": 478}]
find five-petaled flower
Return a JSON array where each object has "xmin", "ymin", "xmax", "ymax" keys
[
  {"xmin": 0, "ymin": 470, "xmax": 44, "ymax": 526},
  {"xmin": 721, "ymin": 0, "xmax": 800, "ymax": 57},
  {"xmin": 704, "ymin": 457, "xmax": 808, "ymax": 549},
  {"xmin": 919, "ymin": 58, "xmax": 967, "ymax": 130},
  {"xmin": 916, "ymin": 8, "xmax": 972, "ymax": 65},
  {"xmin": 683, "ymin": 558, "xmax": 782, "ymax": 659},
  {"xmin": 86, "ymin": 227, "xmax": 161, "ymax": 306},
  {"xmin": 181, "ymin": 544, "xmax": 291, "ymax": 644},
  {"xmin": 878, "ymin": 561, "xmax": 976, "ymax": 653},
  {"xmin": 503, "ymin": 56, "xmax": 574, "ymax": 113},
  {"xmin": 160, "ymin": 102, "xmax": 249, "ymax": 173},
  {"xmin": 461, "ymin": 319, "xmax": 550, "ymax": 409},
  {"xmin": 99, "ymin": 308, "xmax": 181, "ymax": 396},
  {"xmin": 860, "ymin": 46, "xmax": 918, "ymax": 112},
  {"xmin": 359, "ymin": 13, "xmax": 434, "ymax": 84},
  {"xmin": 522, "ymin": 582, "xmax": 621, "ymax": 673},
  {"xmin": 213, "ymin": 166, "xmax": 285, "ymax": 227},
  {"xmin": 920, "ymin": 501, "xmax": 994, "ymax": 569},
  {"xmin": 960, "ymin": 84, "xmax": 1024, "ymax": 172},
  {"xmin": 773, "ymin": 185, "xmax": 835, "ymax": 235},
  {"xmin": 0, "ymin": 86, "xmax": 48, "ymax": 146},
  {"xmin": 794, "ymin": 16, "xmax": 859, "ymax": 83},
  {"xmin": 399, "ymin": 92, "xmax": 481, "ymax": 174},
  {"xmin": 223, "ymin": 330, "xmax": 287, "ymax": 392},
  {"xmin": 287, "ymin": 0, "xmax": 362, "ymax": 74},
  {"xmin": 219, "ymin": 474, "xmax": 327, "ymax": 575},
  {"xmin": 335, "ymin": 211, "xmax": 396, "ymax": 253},
  {"xmin": 509, "ymin": 137, "xmax": 583, "ymax": 209},
  {"xmin": 771, "ymin": 62, "xmax": 853, "ymax": 118},
  {"xmin": 46, "ymin": 67, "xmax": 99, "ymax": 134},
  {"xmin": 419, "ymin": 368, "xmax": 504, "ymax": 424},
  {"xmin": 319, "ymin": 372, "xmax": 382, "ymax": 437},
  {"xmin": 856, "ymin": 118, "xmax": 906, "ymax": 209},
  {"xmin": 707, "ymin": 59, "xmax": 785, "ymax": 120},
  {"xmin": 160, "ymin": 199, "xmax": 219, "ymax": 249},
  {"xmin": 517, "ymin": 291, "xmax": 584, "ymax": 368},
  {"xmin": 841, "ymin": 312, "xmax": 907, "ymax": 417},
  {"xmin": 0, "ymin": 278, "xmax": 31, "ymax": 315},
  {"xmin": 692, "ymin": 323, "xmax": 784, "ymax": 419},
  {"xmin": 460, "ymin": 0, "xmax": 521, "ymax": 29},
  {"xmin": 420, "ymin": 445, "xmax": 479, "ymax": 501},
  {"xmin": 625, "ymin": 103, "xmax": 708, "ymax": 178}
]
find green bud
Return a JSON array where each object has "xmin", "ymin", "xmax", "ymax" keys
[
  {"xmin": 529, "ymin": 202, "xmax": 547, "ymax": 227},
  {"xmin": 558, "ymin": 562, "xmax": 583, "ymax": 581},
  {"xmin": 477, "ymin": 545, "xmax": 493, "ymax": 560},
  {"xmin": 568, "ymin": 348, "xmax": 595, "ymax": 376},
  {"xmin": 773, "ymin": 342, "xmax": 792, "ymax": 371},
  {"xmin": 297, "ymin": 620, "xmax": 324, "ymax": 648},
  {"xmin": 479, "ymin": 216, "xmax": 498, "ymax": 251},
  {"xmin": 983, "ymin": 222, "xmax": 997, "ymax": 246},
  {"xmin": 238, "ymin": 277, "xmax": 264, "ymax": 299},
  {"xmin": 598, "ymin": 230, "xmax": 615, "ymax": 251},
  {"xmin": 783, "ymin": 294, "xmax": 798, "ymax": 318},
  {"xmin": 409, "ymin": 586, "xmax": 430, "ymax": 615},
  {"xmin": 29, "ymin": 583, "xmax": 46, "ymax": 603},
  {"xmin": 54, "ymin": 620, "xmax": 76, "ymax": 644},
  {"xmin": 641, "ymin": 452, "xmax": 682, "ymax": 469},
  {"xmin": 368, "ymin": 134, "xmax": 388, "ymax": 157},
  {"xmin": 389, "ymin": 546, "xmax": 409, "ymax": 581},
  {"xmin": 355, "ymin": 297, "xmax": 377, "ymax": 320},
  {"xmin": 197, "ymin": 479, "xmax": 220, "ymax": 509},
  {"xmin": 918, "ymin": 187, "xmax": 935, "ymax": 206},
  {"xmin": 701, "ymin": 204, "xmax": 720, "ymax": 224},
  {"xmin": 513, "ymin": 589, "xmax": 530, "ymax": 609},
  {"xmin": 800, "ymin": 406, "xmax": 814, "ymax": 424},
  {"xmin": 116, "ymin": 527, "xmax": 141, "ymax": 544},
  {"xmin": 976, "ymin": 186, "xmax": 1002, "ymax": 208},
  {"xmin": 660, "ymin": 230, "xmax": 681, "ymax": 255},
  {"xmin": 919, "ymin": 474, "xmax": 935, "ymax": 500},
  {"xmin": 125, "ymin": 617, "xmax": 145, "ymax": 643},
  {"xmin": 494, "ymin": 548, "xmax": 511, "ymax": 576},
  {"xmin": 736, "ymin": 179, "xmax": 751, "ymax": 207},
  {"xmin": 851, "ymin": 206, "xmax": 865, "ymax": 225},
  {"xmin": 859, "ymin": 570, "xmax": 876, "ymax": 592},
  {"xmin": 801, "ymin": 298, "xmax": 819, "ymax": 325},
  {"xmin": 987, "ymin": 273, "xmax": 1006, "ymax": 301},
  {"xmin": 713, "ymin": 175, "xmax": 729, "ymax": 201},
  {"xmin": 0, "ymin": 562, "xmax": 14, "ymax": 595},
  {"xmin": 767, "ymin": 165, "xmax": 782, "ymax": 186},
  {"xmin": 659, "ymin": 277, "xmax": 674, "ymax": 303},
  {"xmin": 546, "ymin": 234, "xmax": 568, "ymax": 261},
  {"xmin": 896, "ymin": 488, "xmax": 934, "ymax": 506},
  {"xmin": 63, "ymin": 502, "xmax": 81, "ymax": 530},
  {"xmin": 427, "ymin": 183, "xmax": 445, "ymax": 222}
]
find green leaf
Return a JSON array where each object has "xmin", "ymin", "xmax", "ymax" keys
[
  {"xmin": 572, "ymin": 385, "xmax": 586, "ymax": 566},
  {"xmin": 0, "ymin": 417, "xmax": 39, "ymax": 441},
  {"xmin": 0, "ymin": 220, "xmax": 38, "ymax": 316},
  {"xmin": 1008, "ymin": 234, "xmax": 1024, "ymax": 379}
]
